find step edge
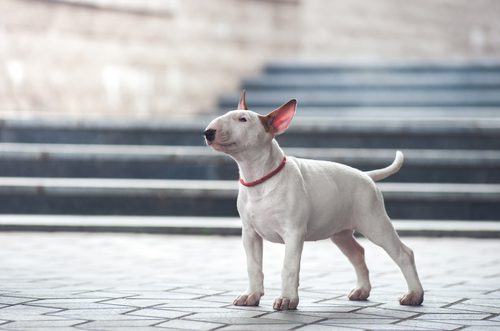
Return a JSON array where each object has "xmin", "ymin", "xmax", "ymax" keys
[
  {"xmin": 0, "ymin": 216, "xmax": 498, "ymax": 238},
  {"xmin": 1, "ymin": 144, "xmax": 500, "ymax": 164}
]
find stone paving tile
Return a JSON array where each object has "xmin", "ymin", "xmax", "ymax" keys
[
  {"xmin": 197, "ymin": 294, "xmax": 240, "ymax": 304},
  {"xmin": 377, "ymin": 304, "xmax": 478, "ymax": 313},
  {"xmin": 72, "ymin": 291, "xmax": 138, "ymax": 299},
  {"xmin": 184, "ymin": 316, "xmax": 292, "ymax": 325},
  {"xmin": 0, "ymin": 319, "xmax": 86, "ymax": 329},
  {"xmin": 218, "ymin": 323, "xmax": 302, "ymax": 330},
  {"xmin": 156, "ymin": 319, "xmax": 224, "ymax": 330},
  {"xmin": 289, "ymin": 305, "xmax": 362, "ymax": 313},
  {"xmin": 447, "ymin": 303, "xmax": 500, "ymax": 314},
  {"xmin": 466, "ymin": 298, "xmax": 500, "ymax": 307},
  {"xmin": 100, "ymin": 298, "xmax": 174, "ymax": 308},
  {"xmin": 29, "ymin": 301, "xmax": 130, "ymax": 310},
  {"xmin": 0, "ymin": 296, "xmax": 37, "ymax": 305},
  {"xmin": 0, "ymin": 305, "xmax": 65, "ymax": 321},
  {"xmin": 355, "ymin": 306, "xmax": 420, "ymax": 319},
  {"xmin": 415, "ymin": 313, "xmax": 493, "ymax": 320},
  {"xmin": 8, "ymin": 290, "xmax": 91, "ymax": 300},
  {"xmin": 1, "ymin": 233, "xmax": 500, "ymax": 330},
  {"xmin": 395, "ymin": 319, "xmax": 461, "ymax": 330},
  {"xmin": 444, "ymin": 320, "xmax": 500, "ymax": 326},
  {"xmin": 47, "ymin": 308, "xmax": 143, "ymax": 320},
  {"xmin": 260, "ymin": 311, "xmax": 325, "ymax": 323},
  {"xmin": 317, "ymin": 298, "xmax": 383, "ymax": 307},
  {"xmin": 320, "ymin": 318, "xmax": 400, "ymax": 325},
  {"xmin": 162, "ymin": 307, "xmax": 242, "ymax": 313},
  {"xmin": 125, "ymin": 308, "xmax": 191, "ymax": 319},
  {"xmin": 324, "ymin": 323, "xmax": 433, "ymax": 330},
  {"xmin": 0, "ymin": 328, "xmax": 80, "ymax": 331},
  {"xmin": 153, "ymin": 300, "xmax": 226, "ymax": 308},
  {"xmin": 76, "ymin": 319, "xmax": 164, "ymax": 329},
  {"xmin": 183, "ymin": 311, "xmax": 265, "ymax": 320},
  {"xmin": 79, "ymin": 328, "xmax": 162, "ymax": 331},
  {"xmin": 130, "ymin": 292, "xmax": 204, "ymax": 300},
  {"xmin": 169, "ymin": 287, "xmax": 226, "ymax": 296},
  {"xmin": 295, "ymin": 324, "xmax": 361, "ymax": 330},
  {"xmin": 304, "ymin": 312, "xmax": 396, "ymax": 320}
]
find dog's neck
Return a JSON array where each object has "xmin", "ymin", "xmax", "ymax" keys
[{"xmin": 232, "ymin": 139, "xmax": 285, "ymax": 185}]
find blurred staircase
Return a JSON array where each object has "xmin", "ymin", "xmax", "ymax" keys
[{"xmin": 1, "ymin": 62, "xmax": 500, "ymax": 233}]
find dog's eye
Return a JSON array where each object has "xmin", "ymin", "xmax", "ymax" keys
[{"xmin": 239, "ymin": 117, "xmax": 247, "ymax": 122}]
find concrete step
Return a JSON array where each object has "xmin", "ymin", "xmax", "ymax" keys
[
  {"xmin": 220, "ymin": 62, "xmax": 500, "ymax": 110},
  {"xmin": 287, "ymin": 107, "xmax": 500, "ymax": 119},
  {"xmin": 2, "ymin": 118, "xmax": 500, "ymax": 149},
  {"xmin": 1, "ymin": 144, "xmax": 499, "ymax": 183},
  {"xmin": 1, "ymin": 215, "xmax": 499, "ymax": 238},
  {"xmin": 264, "ymin": 62, "xmax": 500, "ymax": 74},
  {"xmin": 0, "ymin": 177, "xmax": 498, "ymax": 220},
  {"xmin": 243, "ymin": 72, "xmax": 500, "ymax": 90},
  {"xmin": 218, "ymin": 90, "xmax": 500, "ymax": 108}
]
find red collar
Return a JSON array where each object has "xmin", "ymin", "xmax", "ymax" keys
[{"xmin": 239, "ymin": 156, "xmax": 287, "ymax": 187}]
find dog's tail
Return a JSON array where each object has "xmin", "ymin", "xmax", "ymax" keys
[{"xmin": 365, "ymin": 151, "xmax": 404, "ymax": 182}]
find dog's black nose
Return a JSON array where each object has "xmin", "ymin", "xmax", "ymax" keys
[{"xmin": 204, "ymin": 129, "xmax": 216, "ymax": 142}]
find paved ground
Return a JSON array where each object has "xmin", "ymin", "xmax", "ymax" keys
[{"xmin": 0, "ymin": 232, "xmax": 499, "ymax": 331}]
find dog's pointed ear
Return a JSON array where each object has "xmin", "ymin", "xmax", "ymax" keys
[
  {"xmin": 259, "ymin": 99, "xmax": 297, "ymax": 135},
  {"xmin": 237, "ymin": 90, "xmax": 248, "ymax": 110}
]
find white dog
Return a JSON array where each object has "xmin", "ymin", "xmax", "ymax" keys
[{"xmin": 204, "ymin": 92, "xmax": 424, "ymax": 310}]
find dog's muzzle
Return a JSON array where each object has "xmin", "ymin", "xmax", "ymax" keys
[{"xmin": 204, "ymin": 129, "xmax": 216, "ymax": 142}]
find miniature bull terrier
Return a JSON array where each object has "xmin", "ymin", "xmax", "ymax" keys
[{"xmin": 204, "ymin": 91, "xmax": 424, "ymax": 310}]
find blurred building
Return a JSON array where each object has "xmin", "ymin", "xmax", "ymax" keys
[{"xmin": 1, "ymin": 0, "xmax": 499, "ymax": 119}]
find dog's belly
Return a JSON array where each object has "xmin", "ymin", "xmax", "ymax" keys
[
  {"xmin": 304, "ymin": 217, "xmax": 351, "ymax": 241},
  {"xmin": 242, "ymin": 195, "xmax": 347, "ymax": 244},
  {"xmin": 248, "ymin": 205, "xmax": 348, "ymax": 243}
]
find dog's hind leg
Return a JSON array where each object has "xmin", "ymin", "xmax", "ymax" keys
[
  {"xmin": 331, "ymin": 229, "xmax": 371, "ymax": 300},
  {"xmin": 356, "ymin": 215, "xmax": 424, "ymax": 306}
]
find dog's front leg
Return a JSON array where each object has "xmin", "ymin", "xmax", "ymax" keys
[
  {"xmin": 233, "ymin": 226, "xmax": 264, "ymax": 306},
  {"xmin": 273, "ymin": 234, "xmax": 304, "ymax": 310}
]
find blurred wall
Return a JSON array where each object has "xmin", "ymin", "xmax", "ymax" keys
[
  {"xmin": 1, "ymin": 0, "xmax": 499, "ymax": 119},
  {"xmin": 300, "ymin": 0, "xmax": 500, "ymax": 60}
]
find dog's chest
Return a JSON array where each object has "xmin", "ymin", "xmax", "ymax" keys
[{"xmin": 238, "ymin": 191, "xmax": 287, "ymax": 244}]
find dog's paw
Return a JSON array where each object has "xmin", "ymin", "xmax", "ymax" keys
[
  {"xmin": 399, "ymin": 291, "xmax": 424, "ymax": 306},
  {"xmin": 233, "ymin": 292, "xmax": 262, "ymax": 306},
  {"xmin": 273, "ymin": 296, "xmax": 299, "ymax": 311},
  {"xmin": 348, "ymin": 287, "xmax": 370, "ymax": 301}
]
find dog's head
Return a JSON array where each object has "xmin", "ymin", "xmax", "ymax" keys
[{"xmin": 204, "ymin": 91, "xmax": 297, "ymax": 156}]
